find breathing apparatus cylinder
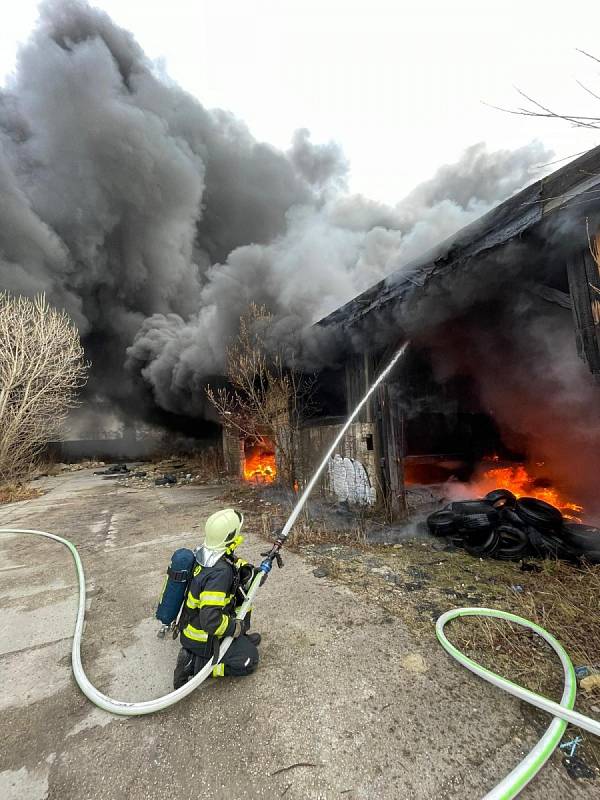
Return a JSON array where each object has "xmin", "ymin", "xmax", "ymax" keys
[{"xmin": 155, "ymin": 548, "xmax": 195, "ymax": 626}]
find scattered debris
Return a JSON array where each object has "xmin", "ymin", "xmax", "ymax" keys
[
  {"xmin": 560, "ymin": 736, "xmax": 583, "ymax": 758},
  {"xmin": 520, "ymin": 562, "xmax": 542, "ymax": 573},
  {"xmin": 94, "ymin": 464, "xmax": 129, "ymax": 475},
  {"xmin": 108, "ymin": 455, "xmax": 225, "ymax": 490},
  {"xmin": 270, "ymin": 762, "xmax": 318, "ymax": 777},
  {"xmin": 563, "ymin": 754, "xmax": 597, "ymax": 781},
  {"xmin": 57, "ymin": 460, "xmax": 105, "ymax": 473},
  {"xmin": 154, "ymin": 473, "xmax": 177, "ymax": 486},
  {"xmin": 580, "ymin": 674, "xmax": 600, "ymax": 694},
  {"xmin": 576, "ymin": 666, "xmax": 595, "ymax": 679}
]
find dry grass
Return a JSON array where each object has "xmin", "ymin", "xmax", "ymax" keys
[
  {"xmin": 446, "ymin": 561, "xmax": 600, "ymax": 771},
  {"xmin": 286, "ymin": 519, "xmax": 368, "ymax": 550},
  {"xmin": 449, "ymin": 561, "xmax": 600, "ymax": 694},
  {"xmin": 183, "ymin": 447, "xmax": 224, "ymax": 478},
  {"xmin": 300, "ymin": 538, "xmax": 600, "ymax": 770},
  {"xmin": 248, "ymin": 505, "xmax": 368, "ymax": 550},
  {"xmin": 0, "ymin": 483, "xmax": 44, "ymax": 505},
  {"xmin": 222, "ymin": 475, "xmax": 600, "ymax": 771},
  {"xmin": 225, "ymin": 481, "xmax": 600, "ymax": 766},
  {"xmin": 35, "ymin": 461, "xmax": 63, "ymax": 477}
]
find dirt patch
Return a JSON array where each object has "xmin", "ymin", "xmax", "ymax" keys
[
  {"xmin": 298, "ymin": 539, "xmax": 600, "ymax": 776},
  {"xmin": 226, "ymin": 482, "xmax": 600, "ymax": 781}
]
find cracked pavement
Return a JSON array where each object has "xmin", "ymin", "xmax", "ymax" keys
[{"xmin": 0, "ymin": 470, "xmax": 596, "ymax": 799}]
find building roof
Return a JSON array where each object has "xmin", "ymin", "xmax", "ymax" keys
[{"xmin": 318, "ymin": 144, "xmax": 600, "ymax": 331}]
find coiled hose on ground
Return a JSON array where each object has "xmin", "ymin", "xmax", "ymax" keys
[
  {"xmin": 437, "ymin": 608, "xmax": 600, "ymax": 799},
  {"xmin": 0, "ymin": 344, "xmax": 409, "ymax": 716}
]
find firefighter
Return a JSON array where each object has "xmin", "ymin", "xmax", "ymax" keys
[{"xmin": 173, "ymin": 508, "xmax": 260, "ymax": 689}]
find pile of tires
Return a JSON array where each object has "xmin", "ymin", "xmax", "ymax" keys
[{"xmin": 427, "ymin": 489, "xmax": 600, "ymax": 563}]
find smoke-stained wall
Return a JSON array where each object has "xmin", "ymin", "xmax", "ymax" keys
[{"xmin": 0, "ymin": 0, "xmax": 550, "ymax": 427}]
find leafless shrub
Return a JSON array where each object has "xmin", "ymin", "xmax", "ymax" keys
[
  {"xmin": 206, "ymin": 303, "xmax": 316, "ymax": 486},
  {"xmin": 0, "ymin": 293, "xmax": 89, "ymax": 482}
]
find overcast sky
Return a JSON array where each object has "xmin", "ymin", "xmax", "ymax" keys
[{"xmin": 2, "ymin": 0, "xmax": 599, "ymax": 204}]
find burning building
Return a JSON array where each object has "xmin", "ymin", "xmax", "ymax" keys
[
  {"xmin": 3, "ymin": 2, "xmax": 599, "ymax": 506},
  {"xmin": 295, "ymin": 145, "xmax": 600, "ymax": 520},
  {"xmin": 223, "ymin": 430, "xmax": 277, "ymax": 485}
]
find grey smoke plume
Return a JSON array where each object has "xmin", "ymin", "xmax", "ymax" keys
[
  {"xmin": 0, "ymin": 0, "xmax": 549, "ymax": 423},
  {"xmin": 127, "ymin": 140, "xmax": 550, "ymax": 415}
]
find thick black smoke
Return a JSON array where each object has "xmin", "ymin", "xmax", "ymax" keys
[
  {"xmin": 419, "ymin": 291, "xmax": 600, "ymax": 513},
  {"xmin": 0, "ymin": 0, "xmax": 549, "ymax": 424}
]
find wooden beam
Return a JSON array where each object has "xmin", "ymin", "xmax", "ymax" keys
[
  {"xmin": 344, "ymin": 354, "xmax": 375, "ymax": 422},
  {"xmin": 567, "ymin": 247, "xmax": 600, "ymax": 376},
  {"xmin": 376, "ymin": 382, "xmax": 407, "ymax": 520}
]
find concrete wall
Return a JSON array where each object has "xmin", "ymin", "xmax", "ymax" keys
[
  {"xmin": 222, "ymin": 429, "xmax": 244, "ymax": 478},
  {"xmin": 48, "ymin": 434, "xmax": 217, "ymax": 463},
  {"xmin": 299, "ymin": 420, "xmax": 379, "ymax": 506},
  {"xmin": 47, "ymin": 436, "xmax": 158, "ymax": 462},
  {"xmin": 220, "ymin": 417, "xmax": 380, "ymax": 507}
]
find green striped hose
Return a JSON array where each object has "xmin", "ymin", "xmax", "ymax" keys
[{"xmin": 436, "ymin": 607, "xmax": 600, "ymax": 798}]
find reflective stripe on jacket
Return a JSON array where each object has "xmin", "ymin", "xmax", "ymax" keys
[{"xmin": 180, "ymin": 557, "xmax": 238, "ymax": 653}]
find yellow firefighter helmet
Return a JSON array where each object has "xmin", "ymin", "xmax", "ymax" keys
[{"xmin": 204, "ymin": 508, "xmax": 244, "ymax": 551}]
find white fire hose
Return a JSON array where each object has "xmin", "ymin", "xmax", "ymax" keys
[
  {"xmin": 2, "ymin": 340, "xmax": 599, "ymax": 796},
  {"xmin": 0, "ymin": 344, "xmax": 408, "ymax": 715}
]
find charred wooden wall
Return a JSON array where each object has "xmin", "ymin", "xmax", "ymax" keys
[
  {"xmin": 567, "ymin": 246, "xmax": 600, "ymax": 379},
  {"xmin": 342, "ymin": 350, "xmax": 407, "ymax": 517},
  {"xmin": 375, "ymin": 382, "xmax": 407, "ymax": 517}
]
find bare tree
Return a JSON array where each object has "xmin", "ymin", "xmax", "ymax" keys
[
  {"xmin": 494, "ymin": 50, "xmax": 600, "ymax": 130},
  {"xmin": 206, "ymin": 303, "xmax": 316, "ymax": 486},
  {"xmin": 0, "ymin": 293, "xmax": 89, "ymax": 482},
  {"xmin": 498, "ymin": 52, "xmax": 600, "ymax": 282}
]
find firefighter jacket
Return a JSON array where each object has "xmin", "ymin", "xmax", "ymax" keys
[{"xmin": 179, "ymin": 553, "xmax": 252, "ymax": 656}]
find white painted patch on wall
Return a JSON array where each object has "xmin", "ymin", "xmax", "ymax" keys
[{"xmin": 328, "ymin": 455, "xmax": 376, "ymax": 506}]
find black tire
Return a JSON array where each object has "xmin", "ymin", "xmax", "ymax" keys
[
  {"xmin": 451, "ymin": 501, "xmax": 500, "ymax": 533},
  {"xmin": 529, "ymin": 527, "xmax": 578, "ymax": 562},
  {"xmin": 500, "ymin": 507, "xmax": 527, "ymax": 528},
  {"xmin": 464, "ymin": 528, "xmax": 501, "ymax": 557},
  {"xmin": 562, "ymin": 523, "xmax": 600, "ymax": 551},
  {"xmin": 515, "ymin": 497, "xmax": 563, "ymax": 531},
  {"xmin": 485, "ymin": 489, "xmax": 517, "ymax": 510},
  {"xmin": 558, "ymin": 525, "xmax": 600, "ymax": 563},
  {"xmin": 427, "ymin": 510, "xmax": 457, "ymax": 537},
  {"xmin": 494, "ymin": 524, "xmax": 530, "ymax": 561}
]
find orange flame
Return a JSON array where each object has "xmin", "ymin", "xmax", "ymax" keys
[
  {"xmin": 476, "ymin": 460, "xmax": 583, "ymax": 520},
  {"xmin": 243, "ymin": 446, "xmax": 276, "ymax": 483}
]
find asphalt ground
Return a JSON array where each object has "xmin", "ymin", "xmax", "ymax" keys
[{"xmin": 0, "ymin": 471, "xmax": 596, "ymax": 799}]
